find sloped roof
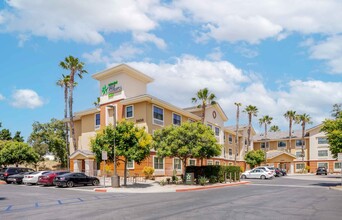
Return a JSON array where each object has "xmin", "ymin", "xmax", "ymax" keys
[
  {"xmin": 267, "ymin": 150, "xmax": 296, "ymax": 160},
  {"xmin": 254, "ymin": 130, "xmax": 304, "ymax": 141},
  {"xmin": 183, "ymin": 103, "xmax": 228, "ymax": 121},
  {"xmin": 70, "ymin": 149, "xmax": 95, "ymax": 159}
]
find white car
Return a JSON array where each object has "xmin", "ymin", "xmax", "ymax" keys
[
  {"xmin": 255, "ymin": 166, "xmax": 276, "ymax": 176},
  {"xmin": 240, "ymin": 168, "xmax": 274, "ymax": 179},
  {"xmin": 23, "ymin": 171, "xmax": 51, "ymax": 185}
]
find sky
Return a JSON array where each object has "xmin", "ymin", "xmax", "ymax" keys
[{"xmin": 0, "ymin": 0, "xmax": 342, "ymax": 141}]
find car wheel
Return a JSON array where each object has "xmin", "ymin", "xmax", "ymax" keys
[
  {"xmin": 66, "ymin": 181, "xmax": 74, "ymax": 188},
  {"xmin": 260, "ymin": 175, "xmax": 266, "ymax": 180},
  {"xmin": 6, "ymin": 181, "xmax": 10, "ymax": 184},
  {"xmin": 92, "ymin": 179, "xmax": 99, "ymax": 186},
  {"xmin": 240, "ymin": 175, "xmax": 247, "ymax": 179}
]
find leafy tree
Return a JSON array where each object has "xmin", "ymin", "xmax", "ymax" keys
[
  {"xmin": 321, "ymin": 112, "xmax": 342, "ymax": 158},
  {"xmin": 244, "ymin": 150, "xmax": 265, "ymax": 169},
  {"xmin": 234, "ymin": 102, "xmax": 242, "ymax": 164},
  {"xmin": 12, "ymin": 131, "xmax": 24, "ymax": 142},
  {"xmin": 284, "ymin": 110, "xmax": 296, "ymax": 152},
  {"xmin": 28, "ymin": 119, "xmax": 67, "ymax": 167},
  {"xmin": 0, "ymin": 129, "xmax": 12, "ymax": 141},
  {"xmin": 91, "ymin": 120, "xmax": 152, "ymax": 186},
  {"xmin": 153, "ymin": 122, "xmax": 221, "ymax": 181},
  {"xmin": 269, "ymin": 125, "xmax": 280, "ymax": 132},
  {"xmin": 59, "ymin": 56, "xmax": 87, "ymax": 151},
  {"xmin": 295, "ymin": 113, "xmax": 312, "ymax": 172},
  {"xmin": 0, "ymin": 141, "xmax": 39, "ymax": 166},
  {"xmin": 243, "ymin": 105, "xmax": 258, "ymax": 152},
  {"xmin": 191, "ymin": 88, "xmax": 217, "ymax": 123},
  {"xmin": 331, "ymin": 103, "xmax": 342, "ymax": 119}
]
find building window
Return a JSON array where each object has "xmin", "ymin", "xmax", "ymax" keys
[
  {"xmin": 173, "ymin": 113, "xmax": 181, "ymax": 126},
  {"xmin": 296, "ymin": 163, "xmax": 305, "ymax": 170},
  {"xmin": 95, "ymin": 113, "xmax": 100, "ymax": 129},
  {"xmin": 189, "ymin": 159, "xmax": 196, "ymax": 166},
  {"xmin": 260, "ymin": 142, "xmax": 269, "ymax": 149},
  {"xmin": 318, "ymin": 162, "xmax": 328, "ymax": 168},
  {"xmin": 229, "ymin": 148, "xmax": 232, "ymax": 156},
  {"xmin": 207, "ymin": 160, "xmax": 213, "ymax": 165},
  {"xmin": 244, "ymin": 139, "xmax": 247, "ymax": 146},
  {"xmin": 296, "ymin": 151, "xmax": 304, "ymax": 158},
  {"xmin": 318, "ymin": 137, "xmax": 328, "ymax": 145},
  {"xmin": 318, "ymin": 150, "xmax": 328, "ymax": 157},
  {"xmin": 153, "ymin": 106, "xmax": 164, "ymax": 126},
  {"xmin": 215, "ymin": 127, "xmax": 220, "ymax": 136},
  {"xmin": 127, "ymin": 160, "xmax": 134, "ymax": 169},
  {"xmin": 278, "ymin": 141, "xmax": 286, "ymax": 148},
  {"xmin": 174, "ymin": 158, "xmax": 181, "ymax": 170},
  {"xmin": 153, "ymin": 157, "xmax": 164, "ymax": 170},
  {"xmin": 334, "ymin": 162, "xmax": 341, "ymax": 170},
  {"xmin": 215, "ymin": 161, "xmax": 220, "ymax": 165},
  {"xmin": 296, "ymin": 140, "xmax": 305, "ymax": 147},
  {"xmin": 228, "ymin": 135, "xmax": 233, "ymax": 144},
  {"xmin": 125, "ymin": 105, "xmax": 134, "ymax": 118}
]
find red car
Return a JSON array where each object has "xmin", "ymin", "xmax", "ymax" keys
[{"xmin": 38, "ymin": 171, "xmax": 69, "ymax": 186}]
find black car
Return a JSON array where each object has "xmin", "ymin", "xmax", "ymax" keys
[
  {"xmin": 0, "ymin": 167, "xmax": 35, "ymax": 183},
  {"xmin": 6, "ymin": 171, "xmax": 35, "ymax": 184},
  {"xmin": 316, "ymin": 167, "xmax": 328, "ymax": 175},
  {"xmin": 280, "ymin": 169, "xmax": 287, "ymax": 176},
  {"xmin": 54, "ymin": 172, "xmax": 100, "ymax": 187}
]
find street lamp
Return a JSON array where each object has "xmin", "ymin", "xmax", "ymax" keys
[{"xmin": 110, "ymin": 105, "xmax": 120, "ymax": 188}]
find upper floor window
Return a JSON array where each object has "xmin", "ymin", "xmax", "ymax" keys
[
  {"xmin": 318, "ymin": 137, "xmax": 328, "ymax": 145},
  {"xmin": 318, "ymin": 150, "xmax": 328, "ymax": 157},
  {"xmin": 189, "ymin": 159, "xmax": 196, "ymax": 166},
  {"xmin": 228, "ymin": 135, "xmax": 233, "ymax": 144},
  {"xmin": 229, "ymin": 148, "xmax": 232, "ymax": 156},
  {"xmin": 260, "ymin": 142, "xmax": 269, "ymax": 149},
  {"xmin": 153, "ymin": 105, "xmax": 164, "ymax": 126},
  {"xmin": 296, "ymin": 151, "xmax": 304, "ymax": 158},
  {"xmin": 173, "ymin": 113, "xmax": 181, "ymax": 126},
  {"xmin": 125, "ymin": 105, "xmax": 134, "ymax": 118},
  {"xmin": 296, "ymin": 140, "xmax": 305, "ymax": 147},
  {"xmin": 174, "ymin": 158, "xmax": 181, "ymax": 170},
  {"xmin": 127, "ymin": 160, "xmax": 134, "ymax": 169},
  {"xmin": 278, "ymin": 141, "xmax": 286, "ymax": 148},
  {"xmin": 215, "ymin": 127, "xmax": 220, "ymax": 136},
  {"xmin": 95, "ymin": 113, "xmax": 100, "ymax": 130},
  {"xmin": 207, "ymin": 160, "xmax": 213, "ymax": 165}
]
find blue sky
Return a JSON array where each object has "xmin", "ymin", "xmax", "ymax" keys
[{"xmin": 0, "ymin": 0, "xmax": 341, "ymax": 140}]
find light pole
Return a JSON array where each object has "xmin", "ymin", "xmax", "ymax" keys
[{"xmin": 110, "ymin": 105, "xmax": 120, "ymax": 188}]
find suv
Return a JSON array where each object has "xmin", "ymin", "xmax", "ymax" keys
[
  {"xmin": 316, "ymin": 167, "xmax": 328, "ymax": 175},
  {"xmin": 0, "ymin": 167, "xmax": 35, "ymax": 183}
]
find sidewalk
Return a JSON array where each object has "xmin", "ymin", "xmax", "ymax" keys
[{"xmin": 94, "ymin": 180, "xmax": 250, "ymax": 193}]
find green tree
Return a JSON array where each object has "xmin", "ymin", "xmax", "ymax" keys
[
  {"xmin": 244, "ymin": 150, "xmax": 265, "ymax": 169},
  {"xmin": 191, "ymin": 88, "xmax": 217, "ymax": 123},
  {"xmin": 28, "ymin": 119, "xmax": 67, "ymax": 167},
  {"xmin": 259, "ymin": 115, "xmax": 273, "ymax": 159},
  {"xmin": 284, "ymin": 110, "xmax": 296, "ymax": 152},
  {"xmin": 234, "ymin": 102, "xmax": 242, "ymax": 165},
  {"xmin": 295, "ymin": 113, "xmax": 312, "ymax": 172},
  {"xmin": 59, "ymin": 56, "xmax": 87, "ymax": 151},
  {"xmin": 243, "ymin": 105, "xmax": 258, "ymax": 152},
  {"xmin": 0, "ymin": 141, "xmax": 39, "ymax": 166},
  {"xmin": 269, "ymin": 125, "xmax": 280, "ymax": 132},
  {"xmin": 91, "ymin": 120, "xmax": 152, "ymax": 186},
  {"xmin": 93, "ymin": 97, "xmax": 100, "ymax": 107},
  {"xmin": 331, "ymin": 103, "xmax": 342, "ymax": 119},
  {"xmin": 0, "ymin": 129, "xmax": 12, "ymax": 141},
  {"xmin": 153, "ymin": 122, "xmax": 221, "ymax": 181},
  {"xmin": 12, "ymin": 131, "xmax": 24, "ymax": 142},
  {"xmin": 321, "ymin": 112, "xmax": 342, "ymax": 158}
]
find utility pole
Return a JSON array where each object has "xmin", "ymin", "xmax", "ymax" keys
[
  {"xmin": 111, "ymin": 105, "xmax": 120, "ymax": 188},
  {"xmin": 234, "ymin": 103, "xmax": 242, "ymax": 165}
]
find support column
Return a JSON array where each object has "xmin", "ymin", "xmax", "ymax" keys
[
  {"xmin": 85, "ymin": 159, "xmax": 94, "ymax": 176},
  {"xmin": 73, "ymin": 159, "xmax": 82, "ymax": 172},
  {"xmin": 290, "ymin": 163, "xmax": 294, "ymax": 174}
]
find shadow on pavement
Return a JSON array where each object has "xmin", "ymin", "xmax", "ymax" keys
[{"xmin": 311, "ymin": 182, "xmax": 341, "ymax": 187}]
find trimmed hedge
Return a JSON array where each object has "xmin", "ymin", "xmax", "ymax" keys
[{"xmin": 186, "ymin": 165, "xmax": 241, "ymax": 183}]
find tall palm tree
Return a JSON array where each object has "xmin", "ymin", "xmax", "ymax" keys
[
  {"xmin": 234, "ymin": 102, "xmax": 242, "ymax": 165},
  {"xmin": 295, "ymin": 113, "xmax": 312, "ymax": 173},
  {"xmin": 284, "ymin": 110, "xmax": 296, "ymax": 153},
  {"xmin": 269, "ymin": 125, "xmax": 280, "ymax": 132},
  {"xmin": 191, "ymin": 88, "xmax": 216, "ymax": 123},
  {"xmin": 259, "ymin": 115, "xmax": 273, "ymax": 162},
  {"xmin": 59, "ymin": 56, "xmax": 87, "ymax": 151},
  {"xmin": 243, "ymin": 105, "xmax": 258, "ymax": 152}
]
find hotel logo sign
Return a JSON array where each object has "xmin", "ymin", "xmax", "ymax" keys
[{"xmin": 102, "ymin": 81, "xmax": 122, "ymax": 98}]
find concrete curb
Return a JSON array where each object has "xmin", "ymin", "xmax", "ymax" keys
[
  {"xmin": 175, "ymin": 181, "xmax": 250, "ymax": 192},
  {"xmin": 0, "ymin": 181, "xmax": 6, "ymax": 185}
]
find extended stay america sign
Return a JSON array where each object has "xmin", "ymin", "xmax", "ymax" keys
[{"xmin": 102, "ymin": 80, "xmax": 122, "ymax": 98}]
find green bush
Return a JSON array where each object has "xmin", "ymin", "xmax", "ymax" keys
[
  {"xmin": 198, "ymin": 176, "xmax": 207, "ymax": 186},
  {"xmin": 209, "ymin": 175, "xmax": 217, "ymax": 183},
  {"xmin": 186, "ymin": 165, "xmax": 241, "ymax": 183}
]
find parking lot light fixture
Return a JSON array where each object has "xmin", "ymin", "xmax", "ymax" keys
[{"xmin": 110, "ymin": 105, "xmax": 120, "ymax": 188}]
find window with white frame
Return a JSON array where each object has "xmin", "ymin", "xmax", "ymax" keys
[
  {"xmin": 296, "ymin": 140, "xmax": 305, "ymax": 147},
  {"xmin": 228, "ymin": 135, "xmax": 233, "ymax": 144},
  {"xmin": 229, "ymin": 148, "xmax": 232, "ymax": 156},
  {"xmin": 153, "ymin": 157, "xmax": 164, "ymax": 170},
  {"xmin": 296, "ymin": 151, "xmax": 304, "ymax": 158},
  {"xmin": 125, "ymin": 105, "xmax": 134, "ymax": 118},
  {"xmin": 278, "ymin": 141, "xmax": 286, "ymax": 148},
  {"xmin": 317, "ymin": 137, "xmax": 328, "ymax": 145},
  {"xmin": 215, "ymin": 161, "xmax": 220, "ymax": 165},
  {"xmin": 260, "ymin": 142, "xmax": 269, "ymax": 149},
  {"xmin": 173, "ymin": 113, "xmax": 181, "ymax": 126},
  {"xmin": 189, "ymin": 159, "xmax": 196, "ymax": 166},
  {"xmin": 296, "ymin": 163, "xmax": 305, "ymax": 170},
  {"xmin": 127, "ymin": 160, "xmax": 134, "ymax": 169},
  {"xmin": 153, "ymin": 106, "xmax": 164, "ymax": 125},
  {"xmin": 334, "ymin": 162, "xmax": 341, "ymax": 170},
  {"xmin": 215, "ymin": 127, "xmax": 220, "ymax": 136},
  {"xmin": 318, "ymin": 150, "xmax": 328, "ymax": 157},
  {"xmin": 95, "ymin": 113, "xmax": 100, "ymax": 129},
  {"xmin": 174, "ymin": 158, "xmax": 181, "ymax": 170},
  {"xmin": 207, "ymin": 160, "xmax": 213, "ymax": 165},
  {"xmin": 318, "ymin": 162, "xmax": 328, "ymax": 168}
]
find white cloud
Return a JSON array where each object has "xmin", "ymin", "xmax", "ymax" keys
[
  {"xmin": 133, "ymin": 32, "xmax": 167, "ymax": 49},
  {"xmin": 206, "ymin": 47, "xmax": 223, "ymax": 61},
  {"xmin": 0, "ymin": 93, "xmax": 5, "ymax": 100},
  {"xmin": 11, "ymin": 89, "xmax": 44, "ymax": 109}
]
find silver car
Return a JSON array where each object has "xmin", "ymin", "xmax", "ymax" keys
[
  {"xmin": 23, "ymin": 171, "xmax": 51, "ymax": 185},
  {"xmin": 241, "ymin": 168, "xmax": 274, "ymax": 179}
]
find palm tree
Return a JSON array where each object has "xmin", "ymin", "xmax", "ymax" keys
[
  {"xmin": 259, "ymin": 115, "xmax": 273, "ymax": 162},
  {"xmin": 269, "ymin": 125, "xmax": 280, "ymax": 132},
  {"xmin": 93, "ymin": 97, "xmax": 100, "ymax": 107},
  {"xmin": 59, "ymin": 56, "xmax": 87, "ymax": 151},
  {"xmin": 191, "ymin": 88, "xmax": 216, "ymax": 123},
  {"xmin": 234, "ymin": 102, "xmax": 242, "ymax": 165},
  {"xmin": 295, "ymin": 113, "xmax": 312, "ymax": 173},
  {"xmin": 243, "ymin": 105, "xmax": 258, "ymax": 152},
  {"xmin": 284, "ymin": 110, "xmax": 296, "ymax": 152}
]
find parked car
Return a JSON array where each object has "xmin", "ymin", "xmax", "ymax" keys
[
  {"xmin": 280, "ymin": 169, "xmax": 287, "ymax": 176},
  {"xmin": 0, "ymin": 167, "xmax": 35, "ymax": 183},
  {"xmin": 274, "ymin": 168, "xmax": 282, "ymax": 177},
  {"xmin": 6, "ymin": 171, "xmax": 36, "ymax": 184},
  {"xmin": 241, "ymin": 168, "xmax": 274, "ymax": 179},
  {"xmin": 23, "ymin": 171, "xmax": 51, "ymax": 185},
  {"xmin": 54, "ymin": 172, "xmax": 100, "ymax": 187},
  {"xmin": 316, "ymin": 167, "xmax": 328, "ymax": 175},
  {"xmin": 38, "ymin": 171, "xmax": 70, "ymax": 186},
  {"xmin": 254, "ymin": 166, "xmax": 275, "ymax": 176}
]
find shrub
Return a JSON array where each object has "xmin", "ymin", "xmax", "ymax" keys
[
  {"xmin": 209, "ymin": 175, "xmax": 217, "ymax": 183},
  {"xmin": 159, "ymin": 179, "xmax": 166, "ymax": 186},
  {"xmin": 143, "ymin": 166, "xmax": 154, "ymax": 179},
  {"xmin": 198, "ymin": 176, "xmax": 207, "ymax": 186},
  {"xmin": 186, "ymin": 165, "xmax": 241, "ymax": 182},
  {"xmin": 172, "ymin": 175, "xmax": 178, "ymax": 183}
]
